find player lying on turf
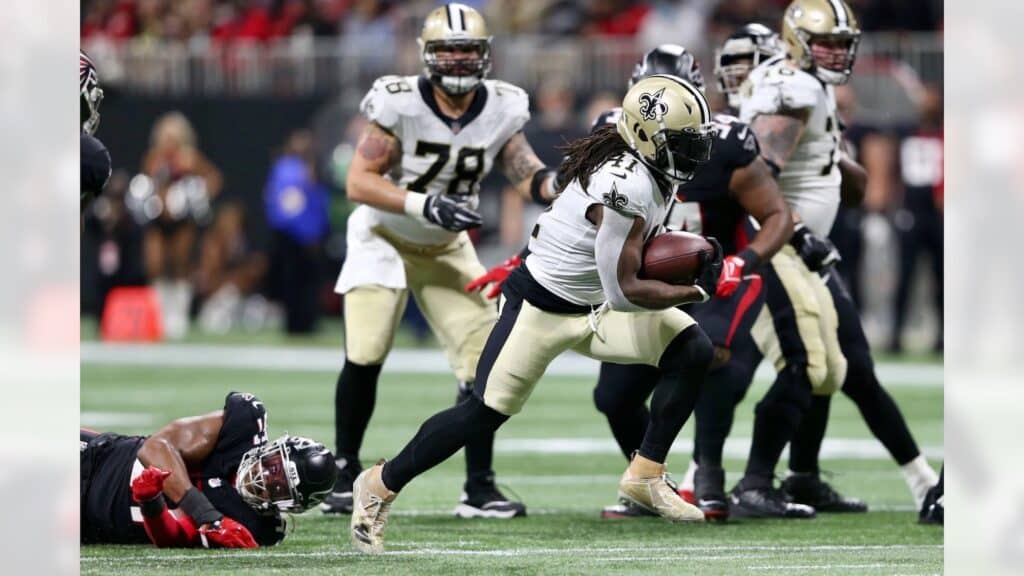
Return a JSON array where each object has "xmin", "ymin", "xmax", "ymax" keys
[
  {"xmin": 576, "ymin": 45, "xmax": 793, "ymax": 521},
  {"xmin": 324, "ymin": 2, "xmax": 558, "ymax": 519},
  {"xmin": 80, "ymin": 391, "xmax": 336, "ymax": 548},
  {"xmin": 348, "ymin": 75, "xmax": 723, "ymax": 553}
]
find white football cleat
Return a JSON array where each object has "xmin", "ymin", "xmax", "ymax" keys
[{"xmin": 350, "ymin": 462, "xmax": 396, "ymax": 554}]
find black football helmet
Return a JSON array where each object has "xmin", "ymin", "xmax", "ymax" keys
[
  {"xmin": 629, "ymin": 44, "xmax": 705, "ymax": 92},
  {"xmin": 80, "ymin": 50, "xmax": 104, "ymax": 135},
  {"xmin": 235, "ymin": 435, "xmax": 337, "ymax": 513},
  {"xmin": 715, "ymin": 23, "xmax": 783, "ymax": 109}
]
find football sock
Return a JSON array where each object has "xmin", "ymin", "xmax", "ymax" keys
[
  {"xmin": 334, "ymin": 360, "xmax": 382, "ymax": 466},
  {"xmin": 680, "ymin": 459, "xmax": 699, "ymax": 493},
  {"xmin": 694, "ymin": 361, "xmax": 747, "ymax": 468},
  {"xmin": 787, "ymin": 394, "xmax": 832, "ymax": 474},
  {"xmin": 458, "ymin": 381, "xmax": 496, "ymax": 489},
  {"xmin": 900, "ymin": 455, "xmax": 939, "ymax": 509},
  {"xmin": 638, "ymin": 326, "xmax": 713, "ymax": 463},
  {"xmin": 743, "ymin": 364, "xmax": 812, "ymax": 483},
  {"xmin": 841, "ymin": 351, "xmax": 922, "ymax": 465},
  {"xmin": 382, "ymin": 395, "xmax": 508, "ymax": 493},
  {"xmin": 593, "ymin": 362, "xmax": 659, "ymax": 460}
]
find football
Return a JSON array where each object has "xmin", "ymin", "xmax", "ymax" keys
[{"xmin": 641, "ymin": 231, "xmax": 713, "ymax": 285}]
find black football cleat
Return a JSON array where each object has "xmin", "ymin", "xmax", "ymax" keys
[
  {"xmin": 729, "ymin": 480, "xmax": 816, "ymax": 519},
  {"xmin": 601, "ymin": 500, "xmax": 659, "ymax": 520},
  {"xmin": 320, "ymin": 457, "xmax": 361, "ymax": 515},
  {"xmin": 781, "ymin": 473, "xmax": 868, "ymax": 513},
  {"xmin": 694, "ymin": 465, "xmax": 729, "ymax": 522},
  {"xmin": 454, "ymin": 479, "xmax": 527, "ymax": 519},
  {"xmin": 918, "ymin": 483, "xmax": 943, "ymax": 525}
]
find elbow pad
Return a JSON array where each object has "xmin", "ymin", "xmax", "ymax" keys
[{"xmin": 595, "ymin": 207, "xmax": 645, "ymax": 312}]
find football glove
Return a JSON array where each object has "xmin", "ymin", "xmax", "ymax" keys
[
  {"xmin": 131, "ymin": 467, "xmax": 172, "ymax": 503},
  {"xmin": 694, "ymin": 237, "xmax": 724, "ymax": 303},
  {"xmin": 199, "ymin": 517, "xmax": 258, "ymax": 549},
  {"xmin": 423, "ymin": 194, "xmax": 483, "ymax": 232},
  {"xmin": 465, "ymin": 254, "xmax": 521, "ymax": 299},
  {"xmin": 790, "ymin": 223, "xmax": 840, "ymax": 272},
  {"xmin": 716, "ymin": 255, "xmax": 747, "ymax": 297}
]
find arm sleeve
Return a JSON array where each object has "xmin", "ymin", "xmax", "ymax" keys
[
  {"xmin": 142, "ymin": 504, "xmax": 199, "ymax": 548},
  {"xmin": 594, "ymin": 206, "xmax": 645, "ymax": 312}
]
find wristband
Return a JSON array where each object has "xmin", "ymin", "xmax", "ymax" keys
[
  {"xmin": 530, "ymin": 169, "xmax": 555, "ymax": 206},
  {"xmin": 736, "ymin": 247, "xmax": 762, "ymax": 271},
  {"xmin": 403, "ymin": 192, "xmax": 428, "ymax": 220},
  {"xmin": 177, "ymin": 487, "xmax": 223, "ymax": 527},
  {"xmin": 139, "ymin": 493, "xmax": 167, "ymax": 518}
]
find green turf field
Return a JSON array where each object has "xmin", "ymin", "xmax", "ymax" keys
[{"xmin": 80, "ymin": 348, "xmax": 943, "ymax": 575}]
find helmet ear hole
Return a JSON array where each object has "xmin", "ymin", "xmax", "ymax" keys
[{"xmin": 636, "ymin": 128, "xmax": 648, "ymax": 143}]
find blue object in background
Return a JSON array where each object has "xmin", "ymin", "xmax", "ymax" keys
[{"xmin": 264, "ymin": 156, "xmax": 329, "ymax": 246}]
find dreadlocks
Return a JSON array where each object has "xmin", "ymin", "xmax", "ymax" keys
[{"xmin": 557, "ymin": 124, "xmax": 635, "ymax": 190}]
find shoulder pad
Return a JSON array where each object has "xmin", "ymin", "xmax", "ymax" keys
[
  {"xmin": 711, "ymin": 115, "xmax": 759, "ymax": 167},
  {"xmin": 591, "ymin": 108, "xmax": 621, "ymax": 134},
  {"xmin": 222, "ymin": 391, "xmax": 268, "ymax": 446},
  {"xmin": 589, "ymin": 155, "xmax": 656, "ymax": 219},
  {"xmin": 485, "ymin": 79, "xmax": 531, "ymax": 129},
  {"xmin": 360, "ymin": 75, "xmax": 418, "ymax": 131},
  {"xmin": 81, "ymin": 133, "xmax": 111, "ymax": 196},
  {"xmin": 740, "ymin": 62, "xmax": 820, "ymax": 121}
]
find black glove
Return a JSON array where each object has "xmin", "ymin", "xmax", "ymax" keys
[
  {"xmin": 694, "ymin": 237, "xmax": 724, "ymax": 302},
  {"xmin": 790, "ymin": 223, "xmax": 841, "ymax": 272},
  {"xmin": 423, "ymin": 194, "xmax": 483, "ymax": 232}
]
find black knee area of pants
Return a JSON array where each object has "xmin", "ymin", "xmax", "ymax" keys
[
  {"xmin": 382, "ymin": 395, "xmax": 508, "ymax": 493},
  {"xmin": 658, "ymin": 325, "xmax": 714, "ymax": 377},
  {"xmin": 755, "ymin": 364, "xmax": 813, "ymax": 418}
]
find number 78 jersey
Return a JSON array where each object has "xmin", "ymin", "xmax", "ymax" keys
[
  {"xmin": 739, "ymin": 56, "xmax": 842, "ymax": 237},
  {"xmin": 360, "ymin": 74, "xmax": 531, "ymax": 245}
]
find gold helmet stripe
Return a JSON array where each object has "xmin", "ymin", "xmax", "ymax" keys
[
  {"xmin": 653, "ymin": 74, "xmax": 710, "ymax": 124},
  {"xmin": 826, "ymin": 0, "xmax": 850, "ymax": 28},
  {"xmin": 447, "ymin": 3, "xmax": 466, "ymax": 32}
]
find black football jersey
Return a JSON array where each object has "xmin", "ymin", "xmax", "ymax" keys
[
  {"xmin": 81, "ymin": 132, "xmax": 111, "ymax": 206},
  {"xmin": 80, "ymin": 392, "xmax": 285, "ymax": 546},
  {"xmin": 670, "ymin": 114, "xmax": 760, "ymax": 254}
]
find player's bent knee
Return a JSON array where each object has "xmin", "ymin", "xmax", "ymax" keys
[
  {"xmin": 658, "ymin": 325, "xmax": 713, "ymax": 376},
  {"xmin": 346, "ymin": 338, "xmax": 391, "ymax": 366},
  {"xmin": 758, "ymin": 364, "xmax": 813, "ymax": 416},
  {"xmin": 471, "ymin": 393, "xmax": 515, "ymax": 424}
]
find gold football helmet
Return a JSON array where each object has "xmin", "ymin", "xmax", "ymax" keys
[
  {"xmin": 616, "ymin": 75, "xmax": 714, "ymax": 183},
  {"xmin": 418, "ymin": 3, "xmax": 492, "ymax": 95},
  {"xmin": 781, "ymin": 0, "xmax": 860, "ymax": 85}
]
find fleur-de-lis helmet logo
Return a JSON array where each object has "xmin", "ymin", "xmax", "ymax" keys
[{"xmin": 638, "ymin": 87, "xmax": 669, "ymax": 121}]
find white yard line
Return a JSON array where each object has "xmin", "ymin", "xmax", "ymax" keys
[
  {"xmin": 80, "ymin": 544, "xmax": 942, "ymax": 562},
  {"xmin": 81, "ymin": 342, "xmax": 943, "ymax": 388}
]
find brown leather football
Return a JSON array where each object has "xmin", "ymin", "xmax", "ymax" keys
[{"xmin": 640, "ymin": 231, "xmax": 713, "ymax": 285}]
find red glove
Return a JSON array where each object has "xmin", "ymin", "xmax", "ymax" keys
[
  {"xmin": 465, "ymin": 254, "xmax": 521, "ymax": 299},
  {"xmin": 131, "ymin": 467, "xmax": 172, "ymax": 503},
  {"xmin": 199, "ymin": 517, "xmax": 258, "ymax": 549},
  {"xmin": 716, "ymin": 255, "xmax": 747, "ymax": 298}
]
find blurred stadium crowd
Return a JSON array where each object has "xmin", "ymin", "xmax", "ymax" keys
[{"xmin": 80, "ymin": 0, "xmax": 943, "ymax": 354}]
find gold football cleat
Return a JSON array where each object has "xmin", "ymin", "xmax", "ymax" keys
[
  {"xmin": 350, "ymin": 461, "xmax": 396, "ymax": 554},
  {"xmin": 617, "ymin": 456, "xmax": 705, "ymax": 523}
]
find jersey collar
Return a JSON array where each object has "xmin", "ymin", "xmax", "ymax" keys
[{"xmin": 418, "ymin": 76, "xmax": 488, "ymax": 134}]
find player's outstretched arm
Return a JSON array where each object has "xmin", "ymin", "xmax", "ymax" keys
[
  {"xmin": 591, "ymin": 205, "xmax": 711, "ymax": 310},
  {"xmin": 139, "ymin": 411, "xmax": 223, "ymax": 504},
  {"xmin": 730, "ymin": 156, "xmax": 793, "ymax": 262},
  {"xmin": 345, "ymin": 121, "xmax": 406, "ymax": 213},
  {"xmin": 497, "ymin": 132, "xmax": 557, "ymax": 204},
  {"xmin": 750, "ymin": 109, "xmax": 809, "ymax": 173}
]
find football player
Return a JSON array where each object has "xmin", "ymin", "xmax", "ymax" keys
[
  {"xmin": 714, "ymin": 24, "xmax": 785, "ymax": 114},
  {"xmin": 323, "ymin": 3, "xmax": 560, "ymax": 520},
  {"xmin": 81, "ymin": 50, "xmax": 110, "ymax": 213},
  {"xmin": 554, "ymin": 45, "xmax": 792, "ymax": 521},
  {"xmin": 349, "ymin": 75, "xmax": 723, "ymax": 553},
  {"xmin": 80, "ymin": 391, "xmax": 336, "ymax": 548},
  {"xmin": 732, "ymin": 0, "xmax": 938, "ymax": 517}
]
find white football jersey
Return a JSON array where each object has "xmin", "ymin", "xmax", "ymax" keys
[
  {"xmin": 360, "ymin": 75, "xmax": 531, "ymax": 245},
  {"xmin": 527, "ymin": 153, "xmax": 670, "ymax": 307},
  {"xmin": 740, "ymin": 56, "xmax": 842, "ymax": 237}
]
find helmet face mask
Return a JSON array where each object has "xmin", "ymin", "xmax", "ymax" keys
[
  {"xmin": 617, "ymin": 75, "xmax": 715, "ymax": 185},
  {"xmin": 235, "ymin": 435, "xmax": 335, "ymax": 513},
  {"xmin": 419, "ymin": 3, "xmax": 492, "ymax": 96},
  {"xmin": 782, "ymin": 0, "xmax": 861, "ymax": 85},
  {"xmin": 80, "ymin": 51, "xmax": 103, "ymax": 135}
]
